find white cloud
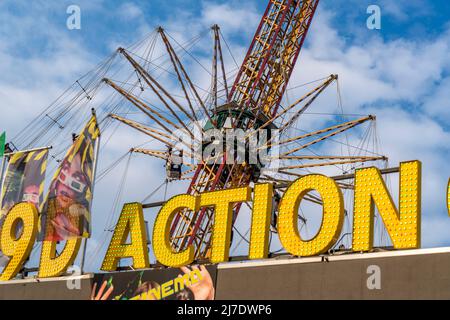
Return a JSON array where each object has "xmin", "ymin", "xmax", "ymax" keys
[
  {"xmin": 201, "ymin": 1, "xmax": 260, "ymax": 34},
  {"xmin": 118, "ymin": 2, "xmax": 144, "ymax": 21},
  {"xmin": 423, "ymin": 77, "xmax": 450, "ymax": 119}
]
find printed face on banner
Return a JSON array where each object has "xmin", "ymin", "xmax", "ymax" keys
[
  {"xmin": 1, "ymin": 150, "xmax": 48, "ymax": 220},
  {"xmin": 42, "ymin": 115, "xmax": 99, "ymax": 241},
  {"xmin": 45, "ymin": 151, "xmax": 92, "ymax": 240},
  {"xmin": 55, "ymin": 154, "xmax": 88, "ymax": 208}
]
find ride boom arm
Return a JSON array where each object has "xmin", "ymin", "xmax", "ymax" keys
[
  {"xmin": 170, "ymin": 0, "xmax": 320, "ymax": 260},
  {"xmin": 229, "ymin": 0, "xmax": 320, "ymax": 117}
]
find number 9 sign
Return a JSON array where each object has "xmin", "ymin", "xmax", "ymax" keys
[{"xmin": 0, "ymin": 202, "xmax": 38, "ymax": 281}]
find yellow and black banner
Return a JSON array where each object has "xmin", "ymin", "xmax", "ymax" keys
[
  {"xmin": 0, "ymin": 149, "xmax": 49, "ymax": 219},
  {"xmin": 41, "ymin": 115, "xmax": 100, "ymax": 241},
  {"xmin": 0, "ymin": 148, "xmax": 49, "ymax": 266}
]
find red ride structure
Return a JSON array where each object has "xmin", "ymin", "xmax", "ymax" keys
[
  {"xmin": 102, "ymin": 0, "xmax": 384, "ymax": 262},
  {"xmin": 170, "ymin": 0, "xmax": 321, "ymax": 260}
]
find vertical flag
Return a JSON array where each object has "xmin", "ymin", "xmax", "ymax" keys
[
  {"xmin": 41, "ymin": 115, "xmax": 100, "ymax": 241},
  {"xmin": 0, "ymin": 132, "xmax": 5, "ymax": 158},
  {"xmin": 0, "ymin": 148, "xmax": 49, "ymax": 266},
  {"xmin": 0, "ymin": 149, "xmax": 49, "ymax": 219}
]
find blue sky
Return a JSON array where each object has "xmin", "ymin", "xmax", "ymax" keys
[
  {"xmin": 5, "ymin": 0, "xmax": 450, "ymax": 56},
  {"xmin": 1, "ymin": 0, "xmax": 450, "ymax": 271}
]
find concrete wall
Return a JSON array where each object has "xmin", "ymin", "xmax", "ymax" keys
[
  {"xmin": 215, "ymin": 248, "xmax": 450, "ymax": 300},
  {"xmin": 0, "ymin": 275, "xmax": 92, "ymax": 300}
]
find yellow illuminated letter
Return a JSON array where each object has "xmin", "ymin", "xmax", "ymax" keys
[
  {"xmin": 201, "ymin": 187, "xmax": 251, "ymax": 263},
  {"xmin": 101, "ymin": 203, "xmax": 149, "ymax": 271},
  {"xmin": 278, "ymin": 175, "xmax": 344, "ymax": 257},
  {"xmin": 352, "ymin": 161, "xmax": 421, "ymax": 251},
  {"xmin": 153, "ymin": 195, "xmax": 199, "ymax": 267},
  {"xmin": 447, "ymin": 178, "xmax": 450, "ymax": 217},
  {"xmin": 39, "ymin": 238, "xmax": 81, "ymax": 278},
  {"xmin": 0, "ymin": 203, "xmax": 38, "ymax": 281},
  {"xmin": 249, "ymin": 184, "xmax": 273, "ymax": 260}
]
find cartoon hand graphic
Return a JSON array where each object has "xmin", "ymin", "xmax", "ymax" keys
[
  {"xmin": 91, "ymin": 280, "xmax": 114, "ymax": 300},
  {"xmin": 179, "ymin": 265, "xmax": 215, "ymax": 300}
]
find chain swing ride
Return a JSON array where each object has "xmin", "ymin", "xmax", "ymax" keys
[{"xmin": 3, "ymin": 0, "xmax": 394, "ymax": 271}]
